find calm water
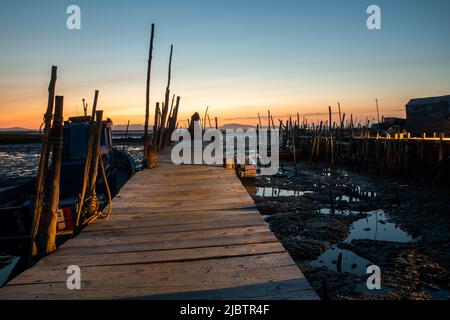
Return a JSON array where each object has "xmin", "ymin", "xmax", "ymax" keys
[{"xmin": 0, "ymin": 142, "xmax": 144, "ymax": 189}]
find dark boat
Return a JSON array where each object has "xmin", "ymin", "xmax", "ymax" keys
[{"xmin": 0, "ymin": 116, "xmax": 136, "ymax": 267}]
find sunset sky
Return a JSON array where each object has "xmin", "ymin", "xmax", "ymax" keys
[{"xmin": 1, "ymin": 0, "xmax": 449, "ymax": 128}]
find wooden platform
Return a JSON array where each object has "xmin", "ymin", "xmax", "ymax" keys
[{"xmin": 0, "ymin": 155, "xmax": 318, "ymax": 300}]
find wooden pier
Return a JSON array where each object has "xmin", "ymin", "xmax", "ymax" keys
[{"xmin": 0, "ymin": 153, "xmax": 318, "ymax": 300}]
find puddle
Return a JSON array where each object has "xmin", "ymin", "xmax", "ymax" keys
[
  {"xmin": 345, "ymin": 210, "xmax": 415, "ymax": 243},
  {"xmin": 310, "ymin": 209, "xmax": 415, "ymax": 285},
  {"xmin": 351, "ymin": 186, "xmax": 377, "ymax": 198},
  {"xmin": 335, "ymin": 195, "xmax": 360, "ymax": 202},
  {"xmin": 0, "ymin": 256, "xmax": 20, "ymax": 287},
  {"xmin": 311, "ymin": 246, "xmax": 371, "ymax": 275},
  {"xmin": 317, "ymin": 208, "xmax": 361, "ymax": 216},
  {"xmin": 255, "ymin": 187, "xmax": 313, "ymax": 197}
]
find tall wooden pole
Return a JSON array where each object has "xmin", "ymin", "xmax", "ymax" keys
[
  {"xmin": 144, "ymin": 23, "xmax": 155, "ymax": 162},
  {"xmin": 338, "ymin": 102, "xmax": 342, "ymax": 128},
  {"xmin": 375, "ymin": 98, "xmax": 381, "ymax": 123},
  {"xmin": 42, "ymin": 95, "xmax": 64, "ymax": 255},
  {"xmin": 30, "ymin": 66, "xmax": 57, "ymax": 260},
  {"xmin": 158, "ymin": 44, "xmax": 173, "ymax": 150}
]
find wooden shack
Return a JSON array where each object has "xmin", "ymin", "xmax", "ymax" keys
[{"xmin": 406, "ymin": 95, "xmax": 450, "ymax": 134}]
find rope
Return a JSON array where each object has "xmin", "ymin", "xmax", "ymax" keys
[
  {"xmin": 98, "ymin": 156, "xmax": 113, "ymax": 219},
  {"xmin": 143, "ymin": 158, "xmax": 159, "ymax": 169}
]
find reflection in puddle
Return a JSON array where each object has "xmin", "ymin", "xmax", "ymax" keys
[
  {"xmin": 310, "ymin": 209, "xmax": 415, "ymax": 290},
  {"xmin": 317, "ymin": 208, "xmax": 360, "ymax": 216},
  {"xmin": 345, "ymin": 210, "xmax": 414, "ymax": 243},
  {"xmin": 317, "ymin": 209, "xmax": 414, "ymax": 243},
  {"xmin": 311, "ymin": 246, "xmax": 371, "ymax": 275},
  {"xmin": 255, "ymin": 187, "xmax": 313, "ymax": 197},
  {"xmin": 351, "ymin": 186, "xmax": 377, "ymax": 199},
  {"xmin": 335, "ymin": 195, "xmax": 360, "ymax": 202}
]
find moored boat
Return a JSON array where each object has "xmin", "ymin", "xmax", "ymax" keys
[{"xmin": 0, "ymin": 116, "xmax": 136, "ymax": 270}]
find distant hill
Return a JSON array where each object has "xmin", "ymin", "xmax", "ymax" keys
[
  {"xmin": 219, "ymin": 123, "xmax": 256, "ymax": 130},
  {"xmin": 113, "ymin": 124, "xmax": 145, "ymax": 131},
  {"xmin": 0, "ymin": 127, "xmax": 35, "ymax": 132}
]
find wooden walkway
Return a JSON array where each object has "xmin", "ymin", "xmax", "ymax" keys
[{"xmin": 0, "ymin": 155, "xmax": 318, "ymax": 300}]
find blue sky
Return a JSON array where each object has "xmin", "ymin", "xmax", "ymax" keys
[{"xmin": 0, "ymin": 0, "xmax": 449, "ymax": 127}]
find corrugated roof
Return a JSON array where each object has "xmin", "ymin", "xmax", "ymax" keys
[{"xmin": 406, "ymin": 95, "xmax": 450, "ymax": 107}]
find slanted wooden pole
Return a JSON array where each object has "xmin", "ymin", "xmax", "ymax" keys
[
  {"xmin": 163, "ymin": 96, "xmax": 181, "ymax": 147},
  {"xmin": 144, "ymin": 23, "xmax": 155, "ymax": 163},
  {"xmin": 207, "ymin": 114, "xmax": 213, "ymax": 129},
  {"xmin": 30, "ymin": 66, "xmax": 57, "ymax": 260},
  {"xmin": 41, "ymin": 95, "xmax": 64, "ymax": 255},
  {"xmin": 159, "ymin": 44, "xmax": 173, "ymax": 150},
  {"xmin": 123, "ymin": 120, "xmax": 130, "ymax": 151},
  {"xmin": 203, "ymin": 106, "xmax": 209, "ymax": 131},
  {"xmin": 75, "ymin": 90, "xmax": 99, "ymax": 228},
  {"xmin": 87, "ymin": 110, "xmax": 104, "ymax": 201}
]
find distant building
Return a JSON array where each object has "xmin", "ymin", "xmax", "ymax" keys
[
  {"xmin": 406, "ymin": 95, "xmax": 450, "ymax": 134},
  {"xmin": 371, "ymin": 117, "xmax": 406, "ymax": 133}
]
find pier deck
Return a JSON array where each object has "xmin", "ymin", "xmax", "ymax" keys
[{"xmin": 0, "ymin": 154, "xmax": 318, "ymax": 300}]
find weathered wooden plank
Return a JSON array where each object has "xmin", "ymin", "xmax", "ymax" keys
[
  {"xmin": 55, "ymin": 231, "xmax": 279, "ymax": 256},
  {"xmin": 141, "ymin": 279, "xmax": 319, "ymax": 300},
  {"xmin": 82, "ymin": 215, "xmax": 266, "ymax": 236},
  {"xmin": 26, "ymin": 242, "xmax": 287, "ymax": 269},
  {"xmin": 0, "ymin": 265, "xmax": 303, "ymax": 300}
]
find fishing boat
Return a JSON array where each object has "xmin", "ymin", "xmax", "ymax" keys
[{"xmin": 0, "ymin": 116, "xmax": 136, "ymax": 267}]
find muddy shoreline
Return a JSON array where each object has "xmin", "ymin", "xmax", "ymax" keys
[{"xmin": 243, "ymin": 161, "xmax": 450, "ymax": 300}]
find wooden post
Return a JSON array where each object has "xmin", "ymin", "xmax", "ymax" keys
[
  {"xmin": 153, "ymin": 102, "xmax": 160, "ymax": 146},
  {"xmin": 30, "ymin": 66, "xmax": 57, "ymax": 260},
  {"xmin": 41, "ymin": 96, "xmax": 64, "ymax": 255},
  {"xmin": 82, "ymin": 98, "xmax": 87, "ymax": 117},
  {"xmin": 215, "ymin": 117, "xmax": 218, "ymax": 130},
  {"xmin": 122, "ymin": 120, "xmax": 130, "ymax": 151},
  {"xmin": 159, "ymin": 44, "xmax": 173, "ymax": 150},
  {"xmin": 163, "ymin": 96, "xmax": 181, "ymax": 147},
  {"xmin": 75, "ymin": 90, "xmax": 99, "ymax": 228},
  {"xmin": 86, "ymin": 110, "xmax": 104, "ymax": 211},
  {"xmin": 338, "ymin": 102, "xmax": 342, "ymax": 128},
  {"xmin": 375, "ymin": 98, "xmax": 380, "ymax": 124},
  {"xmin": 144, "ymin": 23, "xmax": 155, "ymax": 163}
]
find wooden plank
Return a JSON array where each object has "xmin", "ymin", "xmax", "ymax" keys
[
  {"xmin": 140, "ymin": 279, "xmax": 319, "ymax": 300},
  {"xmin": 36, "ymin": 242, "xmax": 286, "ymax": 268},
  {"xmin": 82, "ymin": 216, "xmax": 266, "ymax": 236},
  {"xmin": 0, "ymin": 265, "xmax": 303, "ymax": 300}
]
